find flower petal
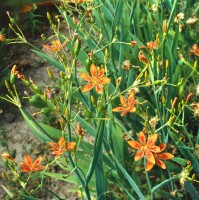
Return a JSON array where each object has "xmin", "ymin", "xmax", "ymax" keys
[
  {"xmin": 82, "ymin": 83, "xmax": 95, "ymax": 93},
  {"xmin": 99, "ymin": 77, "xmax": 110, "ymax": 85},
  {"xmin": 156, "ymin": 159, "xmax": 166, "ymax": 169},
  {"xmin": 129, "ymin": 106, "xmax": 136, "ymax": 113},
  {"xmin": 120, "ymin": 95, "xmax": 127, "ymax": 106},
  {"xmin": 48, "ymin": 142, "xmax": 59, "ymax": 150},
  {"xmin": 24, "ymin": 155, "xmax": 32, "ymax": 167},
  {"xmin": 145, "ymin": 149, "xmax": 155, "ymax": 164},
  {"xmin": 159, "ymin": 143, "xmax": 166, "ymax": 152},
  {"xmin": 134, "ymin": 150, "xmax": 144, "ymax": 161},
  {"xmin": 35, "ymin": 166, "xmax": 46, "ymax": 171},
  {"xmin": 33, "ymin": 156, "xmax": 43, "ymax": 168},
  {"xmin": 80, "ymin": 73, "xmax": 92, "ymax": 81},
  {"xmin": 146, "ymin": 162, "xmax": 154, "ymax": 171},
  {"xmin": 96, "ymin": 84, "xmax": 103, "ymax": 94},
  {"xmin": 157, "ymin": 153, "xmax": 174, "ymax": 160},
  {"xmin": 97, "ymin": 68, "xmax": 105, "ymax": 78},
  {"xmin": 121, "ymin": 110, "xmax": 128, "ymax": 116},
  {"xmin": 67, "ymin": 142, "xmax": 76, "ymax": 151},
  {"xmin": 147, "ymin": 134, "xmax": 158, "ymax": 146},
  {"xmin": 127, "ymin": 140, "xmax": 142, "ymax": 149},
  {"xmin": 138, "ymin": 131, "xmax": 146, "ymax": 145},
  {"xmin": 148, "ymin": 145, "xmax": 160, "ymax": 153},
  {"xmin": 112, "ymin": 107, "xmax": 126, "ymax": 112},
  {"xmin": 90, "ymin": 63, "xmax": 97, "ymax": 77}
]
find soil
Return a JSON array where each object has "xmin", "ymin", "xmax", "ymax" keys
[{"xmin": 0, "ymin": 28, "xmax": 80, "ymax": 199}]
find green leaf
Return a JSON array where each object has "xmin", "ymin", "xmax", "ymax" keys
[
  {"xmin": 20, "ymin": 108, "xmax": 53, "ymax": 142},
  {"xmin": 113, "ymin": 157, "xmax": 145, "ymax": 200},
  {"xmin": 31, "ymin": 50, "xmax": 64, "ymax": 72},
  {"xmin": 39, "ymin": 123, "xmax": 62, "ymax": 139}
]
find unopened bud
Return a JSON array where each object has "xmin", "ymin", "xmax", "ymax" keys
[
  {"xmin": 171, "ymin": 97, "xmax": 178, "ymax": 110},
  {"xmin": 0, "ymin": 34, "xmax": 6, "ymax": 41},
  {"xmin": 65, "ymin": 108, "xmax": 69, "ymax": 118},
  {"xmin": 162, "ymin": 96, "xmax": 166, "ymax": 104},
  {"xmin": 47, "ymin": 12, "xmax": 51, "ymax": 21},
  {"xmin": 77, "ymin": 123, "xmax": 83, "ymax": 137},
  {"xmin": 168, "ymin": 115, "xmax": 175, "ymax": 126},
  {"xmin": 5, "ymin": 80, "xmax": 10, "ymax": 89},
  {"xmin": 90, "ymin": 95, "xmax": 95, "ymax": 104},
  {"xmin": 186, "ymin": 93, "xmax": 193, "ymax": 102},
  {"xmin": 116, "ymin": 77, "xmax": 122, "ymax": 86},
  {"xmin": 165, "ymin": 59, "xmax": 169, "ymax": 69},
  {"xmin": 163, "ymin": 20, "xmax": 167, "ymax": 33},
  {"xmin": 47, "ymin": 68, "xmax": 54, "ymax": 79}
]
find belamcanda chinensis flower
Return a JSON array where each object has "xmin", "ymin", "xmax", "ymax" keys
[
  {"xmin": 42, "ymin": 39, "xmax": 69, "ymax": 52},
  {"xmin": 80, "ymin": 63, "xmax": 110, "ymax": 94},
  {"xmin": 127, "ymin": 131, "xmax": 160, "ymax": 167},
  {"xmin": 48, "ymin": 137, "xmax": 76, "ymax": 159},
  {"xmin": 138, "ymin": 51, "xmax": 148, "ymax": 64},
  {"xmin": 146, "ymin": 143, "xmax": 174, "ymax": 171},
  {"xmin": 1, "ymin": 152, "xmax": 14, "ymax": 162},
  {"xmin": 112, "ymin": 90, "xmax": 138, "ymax": 116},
  {"xmin": 20, "ymin": 155, "xmax": 45, "ymax": 172}
]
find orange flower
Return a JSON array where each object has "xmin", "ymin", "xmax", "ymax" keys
[
  {"xmin": 146, "ymin": 40, "xmax": 159, "ymax": 50},
  {"xmin": 192, "ymin": 44, "xmax": 199, "ymax": 56},
  {"xmin": 20, "ymin": 155, "xmax": 45, "ymax": 173},
  {"xmin": 146, "ymin": 143, "xmax": 174, "ymax": 171},
  {"xmin": 80, "ymin": 63, "xmax": 110, "ymax": 94},
  {"xmin": 127, "ymin": 132, "xmax": 160, "ymax": 166},
  {"xmin": 42, "ymin": 39, "xmax": 68, "ymax": 52},
  {"xmin": 1, "ymin": 152, "xmax": 14, "ymax": 162},
  {"xmin": 112, "ymin": 91, "xmax": 138, "ymax": 116},
  {"xmin": 48, "ymin": 137, "xmax": 66, "ymax": 159},
  {"xmin": 138, "ymin": 51, "xmax": 148, "ymax": 64},
  {"xmin": 67, "ymin": 142, "xmax": 76, "ymax": 151}
]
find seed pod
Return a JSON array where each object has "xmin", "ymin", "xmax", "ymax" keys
[
  {"xmin": 85, "ymin": 57, "xmax": 92, "ymax": 72},
  {"xmin": 72, "ymin": 37, "xmax": 81, "ymax": 57},
  {"xmin": 29, "ymin": 94, "xmax": 47, "ymax": 108},
  {"xmin": 32, "ymin": 85, "xmax": 42, "ymax": 94},
  {"xmin": 83, "ymin": 109, "xmax": 91, "ymax": 118},
  {"xmin": 41, "ymin": 107, "xmax": 51, "ymax": 114}
]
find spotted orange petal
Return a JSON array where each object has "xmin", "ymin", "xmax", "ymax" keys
[
  {"xmin": 67, "ymin": 142, "xmax": 76, "ymax": 151},
  {"xmin": 134, "ymin": 150, "xmax": 144, "ymax": 161},
  {"xmin": 48, "ymin": 142, "xmax": 59, "ymax": 150},
  {"xmin": 112, "ymin": 107, "xmax": 126, "ymax": 114},
  {"xmin": 24, "ymin": 155, "xmax": 32, "ymax": 167},
  {"xmin": 90, "ymin": 63, "xmax": 98, "ymax": 77},
  {"xmin": 146, "ymin": 162, "xmax": 154, "ymax": 171},
  {"xmin": 147, "ymin": 134, "xmax": 158, "ymax": 146},
  {"xmin": 145, "ymin": 149, "xmax": 155, "ymax": 164},
  {"xmin": 159, "ymin": 143, "xmax": 166, "ymax": 152},
  {"xmin": 82, "ymin": 83, "xmax": 95, "ymax": 93},
  {"xmin": 156, "ymin": 159, "xmax": 166, "ymax": 169},
  {"xmin": 20, "ymin": 163, "xmax": 31, "ymax": 172},
  {"xmin": 156, "ymin": 153, "xmax": 174, "ymax": 160},
  {"xmin": 97, "ymin": 68, "xmax": 105, "ymax": 78},
  {"xmin": 120, "ymin": 95, "xmax": 127, "ymax": 106},
  {"xmin": 96, "ymin": 84, "xmax": 103, "ymax": 94},
  {"xmin": 138, "ymin": 131, "xmax": 146, "ymax": 145},
  {"xmin": 121, "ymin": 110, "xmax": 129, "ymax": 116},
  {"xmin": 129, "ymin": 106, "xmax": 136, "ymax": 113},
  {"xmin": 33, "ymin": 156, "xmax": 43, "ymax": 168},
  {"xmin": 35, "ymin": 165, "xmax": 46, "ymax": 171},
  {"xmin": 80, "ymin": 73, "xmax": 92, "ymax": 81},
  {"xmin": 148, "ymin": 145, "xmax": 160, "ymax": 153},
  {"xmin": 99, "ymin": 77, "xmax": 110, "ymax": 85},
  {"xmin": 127, "ymin": 140, "xmax": 142, "ymax": 149}
]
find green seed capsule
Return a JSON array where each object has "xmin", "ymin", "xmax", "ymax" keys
[
  {"xmin": 41, "ymin": 107, "xmax": 51, "ymax": 114},
  {"xmin": 72, "ymin": 37, "xmax": 81, "ymax": 57},
  {"xmin": 29, "ymin": 94, "xmax": 47, "ymax": 108},
  {"xmin": 85, "ymin": 58, "xmax": 92, "ymax": 72},
  {"xmin": 83, "ymin": 109, "xmax": 91, "ymax": 118},
  {"xmin": 32, "ymin": 85, "xmax": 42, "ymax": 94}
]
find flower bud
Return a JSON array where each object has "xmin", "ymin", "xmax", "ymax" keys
[
  {"xmin": 77, "ymin": 123, "xmax": 83, "ymax": 138},
  {"xmin": 163, "ymin": 20, "xmax": 167, "ymax": 33},
  {"xmin": 0, "ymin": 34, "xmax": 6, "ymax": 42},
  {"xmin": 65, "ymin": 108, "xmax": 69, "ymax": 118},
  {"xmin": 47, "ymin": 68, "xmax": 54, "ymax": 79},
  {"xmin": 90, "ymin": 95, "xmax": 95, "ymax": 104}
]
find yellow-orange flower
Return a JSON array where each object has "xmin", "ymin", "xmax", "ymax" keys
[
  {"xmin": 20, "ymin": 155, "xmax": 45, "ymax": 173},
  {"xmin": 146, "ymin": 40, "xmax": 159, "ymax": 50},
  {"xmin": 127, "ymin": 132, "xmax": 160, "ymax": 167},
  {"xmin": 49, "ymin": 137, "xmax": 76, "ymax": 158},
  {"xmin": 42, "ymin": 39, "xmax": 68, "ymax": 52},
  {"xmin": 80, "ymin": 63, "xmax": 110, "ymax": 94},
  {"xmin": 48, "ymin": 137, "xmax": 67, "ymax": 159},
  {"xmin": 1, "ymin": 152, "xmax": 14, "ymax": 162},
  {"xmin": 112, "ymin": 91, "xmax": 138, "ymax": 116},
  {"xmin": 146, "ymin": 143, "xmax": 174, "ymax": 171},
  {"xmin": 192, "ymin": 44, "xmax": 199, "ymax": 56},
  {"xmin": 67, "ymin": 142, "xmax": 76, "ymax": 151},
  {"xmin": 138, "ymin": 51, "xmax": 148, "ymax": 64}
]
